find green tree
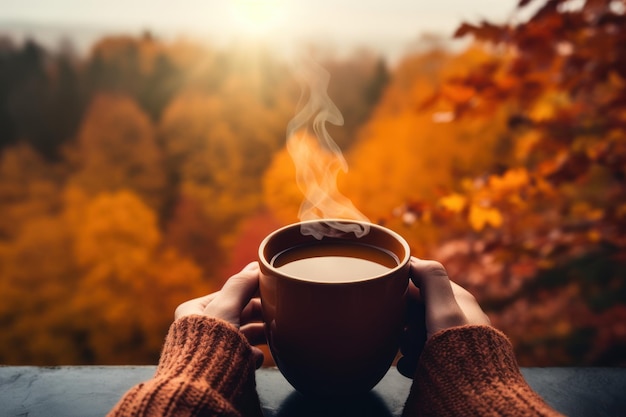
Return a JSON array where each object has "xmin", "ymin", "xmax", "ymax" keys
[
  {"xmin": 84, "ymin": 34, "xmax": 180, "ymax": 120},
  {"xmin": 0, "ymin": 39, "xmax": 84, "ymax": 158}
]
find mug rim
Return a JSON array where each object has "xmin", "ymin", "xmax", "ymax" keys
[{"xmin": 258, "ymin": 219, "xmax": 411, "ymax": 285}]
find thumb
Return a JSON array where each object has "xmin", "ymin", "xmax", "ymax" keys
[
  {"xmin": 409, "ymin": 257, "xmax": 468, "ymax": 338},
  {"xmin": 204, "ymin": 262, "xmax": 260, "ymax": 328}
]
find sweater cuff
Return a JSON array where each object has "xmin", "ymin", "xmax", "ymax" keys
[
  {"xmin": 408, "ymin": 325, "xmax": 555, "ymax": 416},
  {"xmin": 156, "ymin": 315, "xmax": 257, "ymax": 402},
  {"xmin": 422, "ymin": 325, "xmax": 520, "ymax": 375}
]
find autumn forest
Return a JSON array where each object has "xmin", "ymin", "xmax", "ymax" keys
[{"xmin": 1, "ymin": 0, "xmax": 625, "ymax": 367}]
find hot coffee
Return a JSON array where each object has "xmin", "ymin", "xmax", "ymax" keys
[
  {"xmin": 271, "ymin": 242, "xmax": 399, "ymax": 283},
  {"xmin": 258, "ymin": 220, "xmax": 410, "ymax": 397}
]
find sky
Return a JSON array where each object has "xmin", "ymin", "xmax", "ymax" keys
[{"xmin": 0, "ymin": 0, "xmax": 526, "ymax": 62}]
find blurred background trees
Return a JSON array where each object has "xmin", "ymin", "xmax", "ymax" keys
[
  {"xmin": 0, "ymin": 0, "xmax": 624, "ymax": 366},
  {"xmin": 390, "ymin": 0, "xmax": 626, "ymax": 365}
]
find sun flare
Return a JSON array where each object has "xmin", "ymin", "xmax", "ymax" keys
[{"xmin": 230, "ymin": 0, "xmax": 286, "ymax": 36}]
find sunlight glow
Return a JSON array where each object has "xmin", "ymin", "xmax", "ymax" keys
[{"xmin": 229, "ymin": 0, "xmax": 287, "ymax": 36}]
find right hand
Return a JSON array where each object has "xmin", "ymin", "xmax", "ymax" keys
[
  {"xmin": 397, "ymin": 257, "xmax": 491, "ymax": 378},
  {"xmin": 174, "ymin": 262, "xmax": 266, "ymax": 368}
]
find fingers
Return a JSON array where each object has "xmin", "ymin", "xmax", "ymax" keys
[
  {"xmin": 406, "ymin": 279, "xmax": 422, "ymax": 302},
  {"xmin": 451, "ymin": 282, "xmax": 491, "ymax": 326},
  {"xmin": 241, "ymin": 298, "xmax": 263, "ymax": 325},
  {"xmin": 409, "ymin": 257, "xmax": 468, "ymax": 337},
  {"xmin": 240, "ymin": 322, "xmax": 266, "ymax": 346},
  {"xmin": 172, "ymin": 261, "xmax": 267, "ymax": 369},
  {"xmin": 217, "ymin": 262, "xmax": 260, "ymax": 309},
  {"xmin": 401, "ymin": 295, "xmax": 426, "ymax": 357},
  {"xmin": 241, "ymin": 323, "xmax": 267, "ymax": 369},
  {"xmin": 203, "ymin": 262, "xmax": 260, "ymax": 327},
  {"xmin": 398, "ymin": 291, "xmax": 426, "ymax": 379},
  {"xmin": 409, "ymin": 257, "xmax": 455, "ymax": 304},
  {"xmin": 251, "ymin": 346, "xmax": 265, "ymax": 369},
  {"xmin": 174, "ymin": 293, "xmax": 219, "ymax": 319},
  {"xmin": 397, "ymin": 355, "xmax": 420, "ymax": 379}
]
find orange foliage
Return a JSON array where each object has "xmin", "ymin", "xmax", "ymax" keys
[
  {"xmin": 69, "ymin": 93, "xmax": 166, "ymax": 211},
  {"xmin": 0, "ymin": 39, "xmax": 298, "ymax": 365},
  {"xmin": 0, "ymin": 185, "xmax": 211, "ymax": 364},
  {"xmin": 343, "ymin": 48, "xmax": 510, "ymax": 224},
  {"xmin": 164, "ymin": 194, "xmax": 224, "ymax": 274},
  {"xmin": 262, "ymin": 142, "xmax": 304, "ymax": 225},
  {"xmin": 394, "ymin": 0, "xmax": 626, "ymax": 365},
  {"xmin": 1, "ymin": 2, "xmax": 625, "ymax": 367},
  {"xmin": 0, "ymin": 143, "xmax": 65, "ymax": 238}
]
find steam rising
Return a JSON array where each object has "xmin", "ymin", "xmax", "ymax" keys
[{"xmin": 287, "ymin": 56, "xmax": 370, "ymax": 239}]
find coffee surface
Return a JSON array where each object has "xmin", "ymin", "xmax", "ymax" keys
[{"xmin": 271, "ymin": 242, "xmax": 398, "ymax": 282}]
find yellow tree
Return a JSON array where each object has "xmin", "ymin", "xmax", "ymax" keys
[
  {"xmin": 159, "ymin": 92, "xmax": 256, "ymax": 269},
  {"xmin": 68, "ymin": 93, "xmax": 166, "ymax": 212},
  {"xmin": 159, "ymin": 84, "xmax": 292, "ymax": 271},
  {"xmin": 0, "ymin": 186, "xmax": 211, "ymax": 365},
  {"xmin": 0, "ymin": 142, "xmax": 70, "ymax": 363},
  {"xmin": 68, "ymin": 189, "xmax": 211, "ymax": 364},
  {"xmin": 0, "ymin": 214, "xmax": 77, "ymax": 364},
  {"xmin": 0, "ymin": 142, "xmax": 65, "ymax": 239}
]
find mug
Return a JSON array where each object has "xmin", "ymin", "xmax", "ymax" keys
[{"xmin": 258, "ymin": 219, "xmax": 410, "ymax": 397}]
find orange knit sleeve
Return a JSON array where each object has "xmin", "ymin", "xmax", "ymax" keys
[
  {"xmin": 107, "ymin": 316, "xmax": 263, "ymax": 417},
  {"xmin": 402, "ymin": 325, "xmax": 564, "ymax": 417}
]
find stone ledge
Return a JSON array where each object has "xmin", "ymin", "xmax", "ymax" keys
[{"xmin": 0, "ymin": 366, "xmax": 625, "ymax": 416}]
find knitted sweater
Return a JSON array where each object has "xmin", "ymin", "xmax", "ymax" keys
[
  {"xmin": 402, "ymin": 326, "xmax": 563, "ymax": 417},
  {"xmin": 107, "ymin": 316, "xmax": 563, "ymax": 417}
]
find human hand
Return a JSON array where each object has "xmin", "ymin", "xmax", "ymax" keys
[
  {"xmin": 397, "ymin": 257, "xmax": 491, "ymax": 377},
  {"xmin": 174, "ymin": 262, "xmax": 266, "ymax": 367}
]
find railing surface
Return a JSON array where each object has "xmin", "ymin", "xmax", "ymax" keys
[{"xmin": 1, "ymin": 366, "xmax": 625, "ymax": 417}]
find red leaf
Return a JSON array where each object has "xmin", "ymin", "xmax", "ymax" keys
[
  {"xmin": 454, "ymin": 23, "xmax": 478, "ymax": 39},
  {"xmin": 518, "ymin": 0, "xmax": 536, "ymax": 7},
  {"xmin": 453, "ymin": 21, "xmax": 506, "ymax": 43},
  {"xmin": 442, "ymin": 83, "xmax": 476, "ymax": 104}
]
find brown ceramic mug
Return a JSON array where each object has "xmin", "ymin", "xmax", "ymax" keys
[{"xmin": 258, "ymin": 219, "xmax": 410, "ymax": 397}]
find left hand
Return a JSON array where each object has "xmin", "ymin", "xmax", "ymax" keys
[
  {"xmin": 397, "ymin": 257, "xmax": 491, "ymax": 378},
  {"xmin": 175, "ymin": 262, "xmax": 266, "ymax": 367}
]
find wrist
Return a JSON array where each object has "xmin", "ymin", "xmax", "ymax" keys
[{"xmin": 157, "ymin": 316, "xmax": 255, "ymax": 384}]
